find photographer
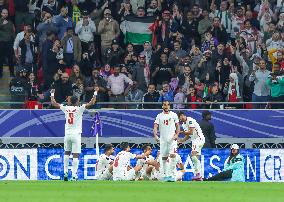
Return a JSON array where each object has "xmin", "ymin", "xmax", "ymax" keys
[{"xmin": 266, "ymin": 63, "xmax": 284, "ymax": 109}]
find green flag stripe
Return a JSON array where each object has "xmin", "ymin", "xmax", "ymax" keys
[{"xmin": 125, "ymin": 32, "xmax": 152, "ymax": 45}]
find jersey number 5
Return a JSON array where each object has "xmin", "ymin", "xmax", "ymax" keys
[
  {"xmin": 114, "ymin": 156, "xmax": 119, "ymax": 167},
  {"xmin": 68, "ymin": 113, "xmax": 74, "ymax": 124},
  {"xmin": 164, "ymin": 120, "xmax": 169, "ymax": 125}
]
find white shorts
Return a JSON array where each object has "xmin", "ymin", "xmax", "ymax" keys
[
  {"xmin": 192, "ymin": 140, "xmax": 204, "ymax": 155},
  {"xmin": 64, "ymin": 135, "xmax": 81, "ymax": 154},
  {"xmin": 97, "ymin": 169, "xmax": 112, "ymax": 180},
  {"xmin": 113, "ymin": 169, "xmax": 136, "ymax": 181},
  {"xmin": 160, "ymin": 140, "xmax": 177, "ymax": 157}
]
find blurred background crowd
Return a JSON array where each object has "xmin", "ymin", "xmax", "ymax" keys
[{"xmin": 0, "ymin": 0, "xmax": 283, "ymax": 109}]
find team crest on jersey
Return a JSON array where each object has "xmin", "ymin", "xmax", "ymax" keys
[{"xmin": 189, "ymin": 121, "xmax": 192, "ymax": 124}]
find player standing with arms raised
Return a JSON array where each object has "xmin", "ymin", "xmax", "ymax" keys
[
  {"xmin": 178, "ymin": 111, "xmax": 205, "ymax": 181},
  {"xmin": 153, "ymin": 101, "xmax": 180, "ymax": 182},
  {"xmin": 51, "ymin": 89, "xmax": 97, "ymax": 181}
]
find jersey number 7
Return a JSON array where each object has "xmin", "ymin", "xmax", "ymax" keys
[{"xmin": 68, "ymin": 113, "xmax": 74, "ymax": 124}]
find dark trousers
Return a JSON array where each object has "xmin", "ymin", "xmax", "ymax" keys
[
  {"xmin": 271, "ymin": 95, "xmax": 284, "ymax": 109},
  {"xmin": 109, "ymin": 94, "xmax": 125, "ymax": 109},
  {"xmin": 0, "ymin": 41, "xmax": 14, "ymax": 77},
  {"xmin": 63, "ymin": 53, "xmax": 75, "ymax": 67},
  {"xmin": 204, "ymin": 169, "xmax": 233, "ymax": 181},
  {"xmin": 252, "ymin": 93, "xmax": 269, "ymax": 109}
]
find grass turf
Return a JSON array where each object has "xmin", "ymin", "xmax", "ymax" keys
[{"xmin": 0, "ymin": 181, "xmax": 284, "ymax": 202}]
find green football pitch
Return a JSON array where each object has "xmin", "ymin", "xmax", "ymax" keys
[{"xmin": 0, "ymin": 181, "xmax": 283, "ymax": 202}]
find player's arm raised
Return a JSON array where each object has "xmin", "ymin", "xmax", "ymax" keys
[
  {"xmin": 85, "ymin": 89, "xmax": 98, "ymax": 109},
  {"xmin": 50, "ymin": 89, "xmax": 60, "ymax": 109}
]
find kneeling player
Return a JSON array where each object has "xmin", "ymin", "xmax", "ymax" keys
[
  {"xmin": 178, "ymin": 111, "xmax": 205, "ymax": 181},
  {"xmin": 113, "ymin": 142, "xmax": 145, "ymax": 181},
  {"xmin": 136, "ymin": 144, "xmax": 157, "ymax": 180},
  {"xmin": 96, "ymin": 144, "xmax": 115, "ymax": 180}
]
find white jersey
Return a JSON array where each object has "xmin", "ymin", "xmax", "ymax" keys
[
  {"xmin": 96, "ymin": 154, "xmax": 114, "ymax": 176},
  {"xmin": 136, "ymin": 154, "xmax": 155, "ymax": 173},
  {"xmin": 154, "ymin": 111, "xmax": 179, "ymax": 142},
  {"xmin": 113, "ymin": 151, "xmax": 137, "ymax": 175},
  {"xmin": 60, "ymin": 104, "xmax": 86, "ymax": 135},
  {"xmin": 182, "ymin": 117, "xmax": 205, "ymax": 142}
]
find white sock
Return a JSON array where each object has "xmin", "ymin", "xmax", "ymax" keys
[
  {"xmin": 192, "ymin": 156, "xmax": 201, "ymax": 175},
  {"xmin": 64, "ymin": 155, "xmax": 69, "ymax": 174},
  {"xmin": 168, "ymin": 157, "xmax": 176, "ymax": 177},
  {"xmin": 72, "ymin": 158, "xmax": 79, "ymax": 178},
  {"xmin": 161, "ymin": 159, "xmax": 167, "ymax": 178}
]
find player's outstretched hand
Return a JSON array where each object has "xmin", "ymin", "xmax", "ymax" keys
[{"xmin": 154, "ymin": 135, "xmax": 160, "ymax": 142}]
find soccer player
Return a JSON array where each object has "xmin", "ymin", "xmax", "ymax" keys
[
  {"xmin": 113, "ymin": 142, "xmax": 145, "ymax": 181},
  {"xmin": 136, "ymin": 144, "xmax": 157, "ymax": 180},
  {"xmin": 178, "ymin": 111, "xmax": 205, "ymax": 181},
  {"xmin": 50, "ymin": 89, "xmax": 97, "ymax": 181},
  {"xmin": 153, "ymin": 100, "xmax": 180, "ymax": 182},
  {"xmin": 96, "ymin": 144, "xmax": 115, "ymax": 180},
  {"xmin": 168, "ymin": 153, "xmax": 185, "ymax": 181}
]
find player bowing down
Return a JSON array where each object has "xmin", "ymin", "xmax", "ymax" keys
[
  {"xmin": 153, "ymin": 101, "xmax": 180, "ymax": 182},
  {"xmin": 178, "ymin": 111, "xmax": 205, "ymax": 181},
  {"xmin": 113, "ymin": 142, "xmax": 146, "ymax": 181},
  {"xmin": 51, "ymin": 89, "xmax": 97, "ymax": 181}
]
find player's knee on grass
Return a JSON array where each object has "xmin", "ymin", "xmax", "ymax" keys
[
  {"xmin": 65, "ymin": 151, "xmax": 71, "ymax": 155},
  {"xmin": 146, "ymin": 166, "xmax": 154, "ymax": 175}
]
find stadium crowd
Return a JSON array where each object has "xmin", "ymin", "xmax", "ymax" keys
[{"xmin": 1, "ymin": 0, "xmax": 284, "ymax": 109}]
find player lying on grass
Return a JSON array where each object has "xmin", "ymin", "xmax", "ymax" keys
[
  {"xmin": 136, "ymin": 144, "xmax": 158, "ymax": 180},
  {"xmin": 178, "ymin": 111, "xmax": 205, "ymax": 181},
  {"xmin": 153, "ymin": 100, "xmax": 180, "ymax": 182},
  {"xmin": 113, "ymin": 142, "xmax": 146, "ymax": 181},
  {"xmin": 96, "ymin": 144, "xmax": 115, "ymax": 180},
  {"xmin": 204, "ymin": 144, "xmax": 245, "ymax": 182},
  {"xmin": 51, "ymin": 89, "xmax": 97, "ymax": 181}
]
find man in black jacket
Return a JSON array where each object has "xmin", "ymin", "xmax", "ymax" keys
[
  {"xmin": 142, "ymin": 84, "xmax": 160, "ymax": 109},
  {"xmin": 198, "ymin": 111, "xmax": 216, "ymax": 148}
]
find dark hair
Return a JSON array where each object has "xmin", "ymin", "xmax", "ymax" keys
[
  {"xmin": 70, "ymin": 96, "xmax": 78, "ymax": 105},
  {"xmin": 105, "ymin": 144, "xmax": 113, "ymax": 152},
  {"xmin": 142, "ymin": 144, "xmax": 151, "ymax": 152},
  {"xmin": 177, "ymin": 111, "xmax": 185, "ymax": 117},
  {"xmin": 162, "ymin": 81, "xmax": 169, "ymax": 85},
  {"xmin": 120, "ymin": 142, "xmax": 129, "ymax": 150}
]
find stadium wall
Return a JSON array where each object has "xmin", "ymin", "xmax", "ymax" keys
[{"xmin": 0, "ymin": 148, "xmax": 283, "ymax": 182}]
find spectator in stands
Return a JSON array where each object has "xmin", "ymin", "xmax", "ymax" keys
[
  {"xmin": 118, "ymin": 0, "xmax": 133, "ymax": 22},
  {"xmin": 199, "ymin": 111, "xmax": 216, "ymax": 148},
  {"xmin": 249, "ymin": 59, "xmax": 271, "ymax": 109},
  {"xmin": 197, "ymin": 50, "xmax": 215, "ymax": 84},
  {"xmin": 125, "ymin": 80, "xmax": 144, "ymax": 109},
  {"xmin": 26, "ymin": 72, "xmax": 40, "ymax": 101},
  {"xmin": 104, "ymin": 39, "xmax": 124, "ymax": 66},
  {"xmin": 53, "ymin": 72, "xmax": 73, "ymax": 104},
  {"xmin": 98, "ymin": 9, "xmax": 120, "ymax": 55},
  {"xmin": 185, "ymin": 85, "xmax": 202, "ymax": 109},
  {"xmin": 152, "ymin": 52, "xmax": 174, "ymax": 89},
  {"xmin": 180, "ymin": 11, "xmax": 200, "ymax": 47},
  {"xmin": 266, "ymin": 64, "xmax": 284, "ymax": 109},
  {"xmin": 168, "ymin": 41, "xmax": 187, "ymax": 65},
  {"xmin": 75, "ymin": 10, "xmax": 96, "ymax": 53},
  {"xmin": 61, "ymin": 27, "xmax": 82, "ymax": 66},
  {"xmin": 19, "ymin": 32, "xmax": 36, "ymax": 73},
  {"xmin": 107, "ymin": 66, "xmax": 133, "ymax": 108},
  {"xmin": 132, "ymin": 54, "xmax": 149, "ymax": 93},
  {"xmin": 53, "ymin": 7, "xmax": 73, "ymax": 39},
  {"xmin": 142, "ymin": 83, "xmax": 160, "ymax": 109},
  {"xmin": 198, "ymin": 9, "xmax": 212, "ymax": 43},
  {"xmin": 178, "ymin": 63, "xmax": 194, "ymax": 93},
  {"xmin": 9, "ymin": 69, "xmax": 28, "ymax": 108},
  {"xmin": 14, "ymin": 0, "xmax": 33, "ymax": 33},
  {"xmin": 69, "ymin": 64, "xmax": 85, "ymax": 84},
  {"xmin": 72, "ymin": 77, "xmax": 84, "ymax": 101},
  {"xmin": 36, "ymin": 12, "xmax": 58, "ymax": 50},
  {"xmin": 210, "ymin": 17, "xmax": 228, "ymax": 44},
  {"xmin": 158, "ymin": 81, "xmax": 174, "ymax": 102},
  {"xmin": 84, "ymin": 68, "xmax": 107, "ymax": 103},
  {"xmin": 0, "ymin": 8, "xmax": 15, "ymax": 78},
  {"xmin": 204, "ymin": 84, "xmax": 223, "ymax": 109},
  {"xmin": 41, "ymin": 0, "xmax": 60, "ymax": 16}
]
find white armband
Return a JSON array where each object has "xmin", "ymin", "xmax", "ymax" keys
[
  {"xmin": 51, "ymin": 93, "xmax": 55, "ymax": 97},
  {"xmin": 93, "ymin": 91, "xmax": 98, "ymax": 97}
]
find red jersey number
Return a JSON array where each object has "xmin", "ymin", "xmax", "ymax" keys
[
  {"xmin": 68, "ymin": 113, "xmax": 74, "ymax": 124},
  {"xmin": 114, "ymin": 156, "xmax": 120, "ymax": 167},
  {"xmin": 164, "ymin": 120, "xmax": 169, "ymax": 125}
]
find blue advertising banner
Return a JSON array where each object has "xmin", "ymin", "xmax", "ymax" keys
[
  {"xmin": 0, "ymin": 110, "xmax": 283, "ymax": 138},
  {"xmin": 0, "ymin": 148, "xmax": 282, "ymax": 182}
]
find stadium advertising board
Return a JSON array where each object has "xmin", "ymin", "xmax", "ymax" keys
[{"xmin": 0, "ymin": 148, "xmax": 282, "ymax": 182}]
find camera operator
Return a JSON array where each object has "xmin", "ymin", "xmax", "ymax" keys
[{"xmin": 266, "ymin": 63, "xmax": 284, "ymax": 109}]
